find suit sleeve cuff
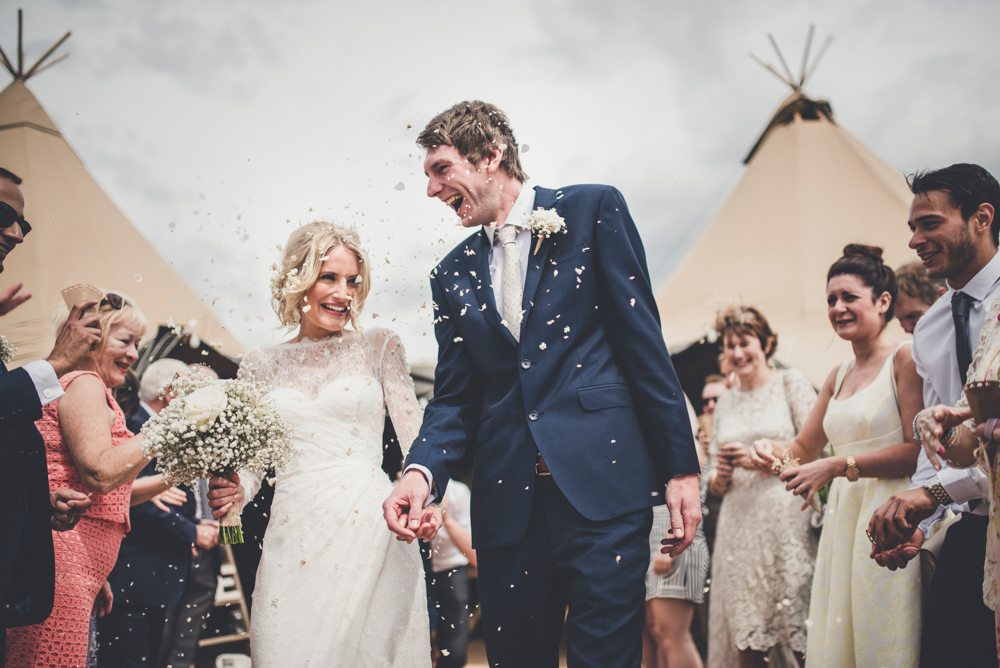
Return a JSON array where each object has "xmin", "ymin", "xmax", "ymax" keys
[
  {"xmin": 937, "ymin": 466, "xmax": 989, "ymax": 505},
  {"xmin": 402, "ymin": 464, "xmax": 438, "ymax": 504},
  {"xmin": 22, "ymin": 360, "xmax": 63, "ymax": 406}
]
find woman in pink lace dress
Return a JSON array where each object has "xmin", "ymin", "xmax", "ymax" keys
[{"xmin": 6, "ymin": 292, "xmax": 153, "ymax": 668}]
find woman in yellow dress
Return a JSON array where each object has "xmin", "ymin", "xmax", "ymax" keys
[{"xmin": 751, "ymin": 245, "xmax": 925, "ymax": 667}]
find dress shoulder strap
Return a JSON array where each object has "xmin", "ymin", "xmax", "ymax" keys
[{"xmin": 832, "ymin": 360, "xmax": 852, "ymax": 398}]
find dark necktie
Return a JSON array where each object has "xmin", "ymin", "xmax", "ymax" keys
[{"xmin": 952, "ymin": 291, "xmax": 976, "ymax": 386}]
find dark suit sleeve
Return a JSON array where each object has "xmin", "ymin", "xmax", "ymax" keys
[
  {"xmin": 0, "ymin": 368, "xmax": 44, "ymax": 435},
  {"xmin": 402, "ymin": 270, "xmax": 485, "ymax": 500},
  {"xmin": 129, "ymin": 462, "xmax": 198, "ymax": 546},
  {"xmin": 593, "ymin": 187, "xmax": 700, "ymax": 481}
]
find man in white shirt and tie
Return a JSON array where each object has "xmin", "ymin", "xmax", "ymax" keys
[{"xmin": 868, "ymin": 163, "xmax": 1000, "ymax": 665}]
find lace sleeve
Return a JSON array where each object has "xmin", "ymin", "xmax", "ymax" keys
[
  {"xmin": 783, "ymin": 369, "xmax": 818, "ymax": 434},
  {"xmin": 236, "ymin": 348, "xmax": 267, "ymax": 509},
  {"xmin": 378, "ymin": 331, "xmax": 424, "ymax": 458}
]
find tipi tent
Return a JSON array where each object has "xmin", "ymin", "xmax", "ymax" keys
[
  {"xmin": 656, "ymin": 81, "xmax": 915, "ymax": 387},
  {"xmin": 0, "ymin": 21, "xmax": 242, "ymax": 364}
]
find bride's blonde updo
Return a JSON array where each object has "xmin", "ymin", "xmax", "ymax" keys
[{"xmin": 270, "ymin": 222, "xmax": 372, "ymax": 332}]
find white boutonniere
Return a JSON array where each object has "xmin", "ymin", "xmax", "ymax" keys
[
  {"xmin": 527, "ymin": 207, "xmax": 567, "ymax": 255},
  {"xmin": 0, "ymin": 335, "xmax": 15, "ymax": 364}
]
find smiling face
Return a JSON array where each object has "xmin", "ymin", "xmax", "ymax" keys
[
  {"xmin": 423, "ymin": 144, "xmax": 504, "ymax": 228},
  {"xmin": 908, "ymin": 190, "xmax": 980, "ymax": 282},
  {"xmin": 722, "ymin": 333, "xmax": 770, "ymax": 381},
  {"xmin": 297, "ymin": 244, "xmax": 362, "ymax": 340},
  {"xmin": 895, "ymin": 291, "xmax": 931, "ymax": 334},
  {"xmin": 0, "ymin": 177, "xmax": 26, "ymax": 273},
  {"xmin": 827, "ymin": 273, "xmax": 890, "ymax": 341},
  {"xmin": 93, "ymin": 323, "xmax": 142, "ymax": 388}
]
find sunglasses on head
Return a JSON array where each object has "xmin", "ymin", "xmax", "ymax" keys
[
  {"xmin": 100, "ymin": 293, "xmax": 125, "ymax": 310},
  {"xmin": 0, "ymin": 202, "xmax": 30, "ymax": 236}
]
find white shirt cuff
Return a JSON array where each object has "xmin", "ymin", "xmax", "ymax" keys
[
  {"xmin": 937, "ymin": 466, "xmax": 989, "ymax": 505},
  {"xmin": 22, "ymin": 360, "xmax": 63, "ymax": 406},
  {"xmin": 402, "ymin": 464, "xmax": 438, "ymax": 504}
]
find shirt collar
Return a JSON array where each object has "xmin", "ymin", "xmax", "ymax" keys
[
  {"xmin": 949, "ymin": 249, "xmax": 1000, "ymax": 302},
  {"xmin": 139, "ymin": 400, "xmax": 157, "ymax": 417},
  {"xmin": 484, "ymin": 181, "xmax": 536, "ymax": 246}
]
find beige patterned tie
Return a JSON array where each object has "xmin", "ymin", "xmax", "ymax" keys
[{"xmin": 498, "ymin": 225, "xmax": 522, "ymax": 341}]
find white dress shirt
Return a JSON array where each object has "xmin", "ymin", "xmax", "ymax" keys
[
  {"xmin": 430, "ymin": 480, "xmax": 473, "ymax": 573},
  {"xmin": 910, "ymin": 249, "xmax": 1000, "ymax": 522},
  {"xmin": 406, "ymin": 183, "xmax": 536, "ymax": 500},
  {"xmin": 21, "ymin": 360, "xmax": 64, "ymax": 406}
]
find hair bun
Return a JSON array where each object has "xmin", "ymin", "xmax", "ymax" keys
[{"xmin": 842, "ymin": 243, "xmax": 884, "ymax": 263}]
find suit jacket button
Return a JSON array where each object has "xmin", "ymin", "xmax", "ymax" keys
[
  {"xmin": 521, "ymin": 359, "xmax": 531, "ymax": 369},
  {"xmin": 528, "ymin": 411, "xmax": 539, "ymax": 421}
]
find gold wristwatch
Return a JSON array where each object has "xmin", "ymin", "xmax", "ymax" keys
[{"xmin": 845, "ymin": 455, "xmax": 860, "ymax": 482}]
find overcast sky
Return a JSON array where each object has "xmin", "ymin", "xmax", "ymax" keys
[{"xmin": 5, "ymin": 0, "xmax": 1000, "ymax": 363}]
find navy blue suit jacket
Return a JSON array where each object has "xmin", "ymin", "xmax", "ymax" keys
[
  {"xmin": 107, "ymin": 407, "xmax": 199, "ymax": 608},
  {"xmin": 405, "ymin": 184, "xmax": 700, "ymax": 549},
  {"xmin": 0, "ymin": 363, "xmax": 55, "ymax": 628}
]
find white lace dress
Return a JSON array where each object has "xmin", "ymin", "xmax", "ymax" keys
[
  {"xmin": 707, "ymin": 370, "xmax": 819, "ymax": 667},
  {"xmin": 235, "ymin": 328, "xmax": 430, "ymax": 668}
]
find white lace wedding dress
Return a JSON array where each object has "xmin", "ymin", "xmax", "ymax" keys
[{"xmin": 235, "ymin": 328, "xmax": 430, "ymax": 667}]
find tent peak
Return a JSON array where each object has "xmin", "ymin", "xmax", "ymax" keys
[
  {"xmin": 0, "ymin": 9, "xmax": 71, "ymax": 82},
  {"xmin": 744, "ymin": 90, "xmax": 835, "ymax": 164},
  {"xmin": 750, "ymin": 25, "xmax": 833, "ymax": 94}
]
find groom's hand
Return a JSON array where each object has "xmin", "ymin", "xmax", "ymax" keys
[
  {"xmin": 383, "ymin": 470, "xmax": 431, "ymax": 541},
  {"xmin": 661, "ymin": 474, "xmax": 702, "ymax": 558}
]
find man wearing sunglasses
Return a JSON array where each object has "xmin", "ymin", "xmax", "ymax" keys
[{"xmin": 0, "ymin": 166, "xmax": 102, "ymax": 663}]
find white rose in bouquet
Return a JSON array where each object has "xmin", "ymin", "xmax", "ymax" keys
[
  {"xmin": 141, "ymin": 374, "xmax": 293, "ymax": 544},
  {"xmin": 183, "ymin": 384, "xmax": 228, "ymax": 431}
]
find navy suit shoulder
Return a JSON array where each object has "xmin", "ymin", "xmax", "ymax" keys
[{"xmin": 0, "ymin": 363, "xmax": 55, "ymax": 628}]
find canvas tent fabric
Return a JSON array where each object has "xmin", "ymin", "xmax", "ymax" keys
[
  {"xmin": 655, "ymin": 91, "xmax": 915, "ymax": 386},
  {"xmin": 0, "ymin": 79, "xmax": 243, "ymax": 363}
]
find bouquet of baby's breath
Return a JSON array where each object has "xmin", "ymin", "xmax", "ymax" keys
[{"xmin": 140, "ymin": 376, "xmax": 293, "ymax": 544}]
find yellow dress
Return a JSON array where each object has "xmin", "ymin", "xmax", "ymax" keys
[{"xmin": 805, "ymin": 346, "xmax": 921, "ymax": 668}]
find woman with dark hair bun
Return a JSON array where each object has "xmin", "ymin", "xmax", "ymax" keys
[{"xmin": 751, "ymin": 244, "xmax": 924, "ymax": 667}]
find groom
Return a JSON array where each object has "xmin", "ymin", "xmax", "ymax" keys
[{"xmin": 383, "ymin": 101, "xmax": 701, "ymax": 667}]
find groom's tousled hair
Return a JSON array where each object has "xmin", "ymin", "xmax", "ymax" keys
[{"xmin": 417, "ymin": 101, "xmax": 528, "ymax": 182}]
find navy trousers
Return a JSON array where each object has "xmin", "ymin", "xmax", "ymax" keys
[
  {"xmin": 477, "ymin": 476, "xmax": 653, "ymax": 668},
  {"xmin": 431, "ymin": 565, "xmax": 471, "ymax": 668}
]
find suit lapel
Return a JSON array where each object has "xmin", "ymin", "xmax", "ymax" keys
[
  {"xmin": 465, "ymin": 229, "xmax": 519, "ymax": 347},
  {"xmin": 521, "ymin": 186, "xmax": 560, "ymax": 324}
]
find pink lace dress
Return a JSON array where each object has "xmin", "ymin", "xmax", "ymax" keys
[{"xmin": 6, "ymin": 370, "xmax": 133, "ymax": 668}]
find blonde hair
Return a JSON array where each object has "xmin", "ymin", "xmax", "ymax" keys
[
  {"xmin": 52, "ymin": 290, "xmax": 147, "ymax": 362},
  {"xmin": 270, "ymin": 222, "xmax": 371, "ymax": 332}
]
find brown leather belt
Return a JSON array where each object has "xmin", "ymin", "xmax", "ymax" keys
[{"xmin": 535, "ymin": 454, "xmax": 551, "ymax": 476}]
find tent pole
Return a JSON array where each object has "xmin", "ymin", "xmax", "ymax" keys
[
  {"xmin": 27, "ymin": 53, "xmax": 69, "ymax": 79},
  {"xmin": 805, "ymin": 36, "xmax": 834, "ymax": 86},
  {"xmin": 0, "ymin": 41, "xmax": 15, "ymax": 77},
  {"xmin": 17, "ymin": 8, "xmax": 23, "ymax": 77},
  {"xmin": 23, "ymin": 31, "xmax": 71, "ymax": 80},
  {"xmin": 799, "ymin": 25, "xmax": 815, "ymax": 87},
  {"xmin": 749, "ymin": 53, "xmax": 794, "ymax": 89},
  {"xmin": 768, "ymin": 34, "xmax": 797, "ymax": 90}
]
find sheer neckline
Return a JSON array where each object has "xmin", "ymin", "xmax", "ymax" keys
[{"xmin": 735, "ymin": 369, "xmax": 781, "ymax": 394}]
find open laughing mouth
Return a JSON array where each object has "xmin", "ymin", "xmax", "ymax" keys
[
  {"xmin": 918, "ymin": 248, "xmax": 939, "ymax": 265},
  {"xmin": 445, "ymin": 194, "xmax": 464, "ymax": 213},
  {"xmin": 321, "ymin": 304, "xmax": 349, "ymax": 315}
]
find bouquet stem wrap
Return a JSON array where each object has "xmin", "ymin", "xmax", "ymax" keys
[{"xmin": 219, "ymin": 501, "xmax": 244, "ymax": 545}]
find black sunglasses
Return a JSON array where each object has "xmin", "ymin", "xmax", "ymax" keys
[
  {"xmin": 0, "ymin": 201, "xmax": 30, "ymax": 236},
  {"xmin": 100, "ymin": 293, "xmax": 125, "ymax": 310},
  {"xmin": 700, "ymin": 396, "xmax": 719, "ymax": 408}
]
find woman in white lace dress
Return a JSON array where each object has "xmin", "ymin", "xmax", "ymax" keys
[
  {"xmin": 705, "ymin": 306, "xmax": 818, "ymax": 668},
  {"xmin": 208, "ymin": 222, "xmax": 436, "ymax": 667}
]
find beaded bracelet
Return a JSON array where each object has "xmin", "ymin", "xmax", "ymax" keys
[
  {"xmin": 912, "ymin": 411, "xmax": 922, "ymax": 445},
  {"xmin": 940, "ymin": 427, "xmax": 958, "ymax": 450}
]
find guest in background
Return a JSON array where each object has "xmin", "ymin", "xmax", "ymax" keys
[
  {"xmin": 6, "ymin": 292, "xmax": 152, "ymax": 668},
  {"xmin": 895, "ymin": 261, "xmax": 946, "ymax": 334},
  {"xmin": 159, "ymin": 363, "xmax": 223, "ymax": 668},
  {"xmin": 867, "ymin": 164, "xmax": 1000, "ymax": 666},
  {"xmin": 752, "ymin": 245, "xmax": 923, "ymax": 667},
  {"xmin": 698, "ymin": 375, "xmax": 728, "ymax": 550},
  {"xmin": 1, "ymin": 166, "xmax": 98, "ymax": 665},
  {"xmin": 644, "ymin": 401, "xmax": 708, "ymax": 668},
  {"xmin": 430, "ymin": 479, "xmax": 475, "ymax": 668},
  {"xmin": 700, "ymin": 374, "xmax": 728, "ymax": 416},
  {"xmin": 705, "ymin": 306, "xmax": 817, "ymax": 668},
  {"xmin": 97, "ymin": 358, "xmax": 214, "ymax": 668}
]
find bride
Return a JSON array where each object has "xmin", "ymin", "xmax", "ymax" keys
[{"xmin": 207, "ymin": 222, "xmax": 438, "ymax": 667}]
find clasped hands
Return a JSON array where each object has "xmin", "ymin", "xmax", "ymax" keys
[
  {"xmin": 50, "ymin": 488, "xmax": 92, "ymax": 532},
  {"xmin": 381, "ymin": 470, "xmax": 442, "ymax": 543}
]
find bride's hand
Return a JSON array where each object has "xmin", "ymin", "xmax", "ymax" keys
[{"xmin": 207, "ymin": 473, "xmax": 243, "ymax": 519}]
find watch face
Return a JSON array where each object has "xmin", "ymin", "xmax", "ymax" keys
[{"xmin": 846, "ymin": 469, "xmax": 860, "ymax": 482}]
